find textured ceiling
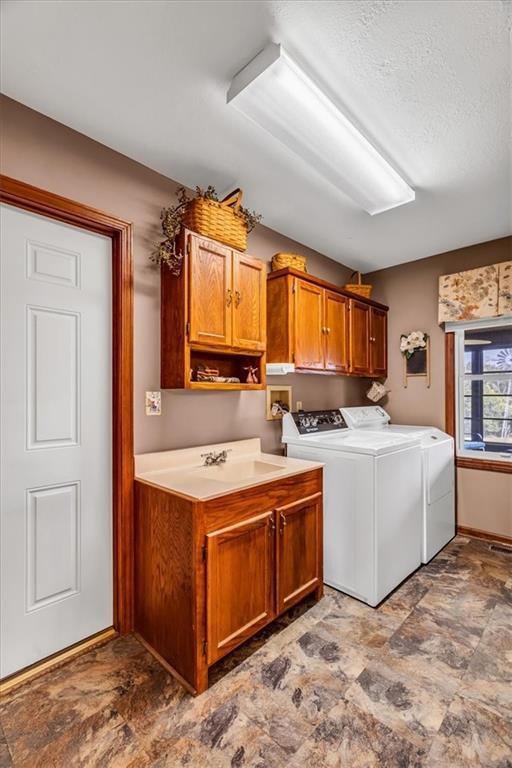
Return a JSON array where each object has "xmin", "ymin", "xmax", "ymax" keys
[{"xmin": 1, "ymin": 0, "xmax": 510, "ymax": 271}]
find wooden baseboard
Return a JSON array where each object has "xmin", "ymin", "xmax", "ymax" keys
[
  {"xmin": 457, "ymin": 525, "xmax": 512, "ymax": 546},
  {"xmin": 0, "ymin": 627, "xmax": 117, "ymax": 696}
]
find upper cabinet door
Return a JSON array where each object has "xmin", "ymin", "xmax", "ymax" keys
[
  {"xmin": 349, "ymin": 299, "xmax": 371, "ymax": 375},
  {"xmin": 323, "ymin": 291, "xmax": 349, "ymax": 373},
  {"xmin": 370, "ymin": 307, "xmax": 388, "ymax": 377},
  {"xmin": 294, "ymin": 279, "xmax": 324, "ymax": 370},
  {"xmin": 188, "ymin": 235, "xmax": 232, "ymax": 347},
  {"xmin": 232, "ymin": 253, "xmax": 266, "ymax": 351}
]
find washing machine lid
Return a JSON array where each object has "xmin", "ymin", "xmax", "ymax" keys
[
  {"xmin": 340, "ymin": 406, "xmax": 390, "ymax": 429},
  {"xmin": 282, "ymin": 410, "xmax": 420, "ymax": 456}
]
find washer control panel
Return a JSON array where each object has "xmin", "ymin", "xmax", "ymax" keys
[{"xmin": 292, "ymin": 410, "xmax": 347, "ymax": 434}]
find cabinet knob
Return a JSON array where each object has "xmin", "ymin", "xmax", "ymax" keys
[
  {"xmin": 235, "ymin": 290, "xmax": 241, "ymax": 307},
  {"xmin": 226, "ymin": 289, "xmax": 233, "ymax": 307},
  {"xmin": 326, "ymin": 327, "xmax": 331, "ymax": 334}
]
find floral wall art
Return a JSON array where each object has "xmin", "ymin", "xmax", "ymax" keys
[{"xmin": 438, "ymin": 261, "xmax": 512, "ymax": 323}]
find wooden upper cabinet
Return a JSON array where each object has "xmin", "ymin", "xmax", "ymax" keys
[
  {"xmin": 294, "ymin": 278, "xmax": 324, "ymax": 370},
  {"xmin": 232, "ymin": 253, "xmax": 266, "ymax": 351},
  {"xmin": 188, "ymin": 236, "xmax": 232, "ymax": 347},
  {"xmin": 266, "ymin": 268, "xmax": 388, "ymax": 379},
  {"xmin": 349, "ymin": 298, "xmax": 371, "ymax": 375},
  {"xmin": 206, "ymin": 511, "xmax": 275, "ymax": 665},
  {"xmin": 370, "ymin": 307, "xmax": 387, "ymax": 377},
  {"xmin": 323, "ymin": 291, "xmax": 349, "ymax": 373},
  {"xmin": 276, "ymin": 493, "xmax": 322, "ymax": 614}
]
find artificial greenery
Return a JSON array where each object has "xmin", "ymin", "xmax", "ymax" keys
[{"xmin": 151, "ymin": 185, "xmax": 262, "ymax": 270}]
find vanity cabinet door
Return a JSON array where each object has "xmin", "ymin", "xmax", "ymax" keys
[
  {"xmin": 276, "ymin": 493, "xmax": 322, "ymax": 614},
  {"xmin": 188, "ymin": 235, "xmax": 232, "ymax": 347},
  {"xmin": 206, "ymin": 510, "xmax": 275, "ymax": 665}
]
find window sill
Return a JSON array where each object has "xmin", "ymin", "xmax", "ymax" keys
[{"xmin": 456, "ymin": 456, "xmax": 512, "ymax": 474}]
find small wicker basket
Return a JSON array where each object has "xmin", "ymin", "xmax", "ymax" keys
[
  {"xmin": 271, "ymin": 252, "xmax": 307, "ymax": 272},
  {"xmin": 343, "ymin": 272, "xmax": 372, "ymax": 299},
  {"xmin": 182, "ymin": 188, "xmax": 247, "ymax": 252}
]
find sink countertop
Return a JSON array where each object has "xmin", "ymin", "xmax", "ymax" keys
[{"xmin": 134, "ymin": 438, "xmax": 323, "ymax": 501}]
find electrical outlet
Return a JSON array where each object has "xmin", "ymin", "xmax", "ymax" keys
[
  {"xmin": 145, "ymin": 391, "xmax": 162, "ymax": 416},
  {"xmin": 296, "ymin": 400, "xmax": 303, "ymax": 411}
]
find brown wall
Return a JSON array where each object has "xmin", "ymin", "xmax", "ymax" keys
[
  {"xmin": 0, "ymin": 96, "xmax": 365, "ymax": 455},
  {"xmin": 367, "ymin": 237, "xmax": 512, "ymax": 539}
]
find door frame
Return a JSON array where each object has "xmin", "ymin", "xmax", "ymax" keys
[{"xmin": 0, "ymin": 174, "xmax": 134, "ymax": 639}]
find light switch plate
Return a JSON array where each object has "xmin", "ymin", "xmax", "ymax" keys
[
  {"xmin": 296, "ymin": 400, "xmax": 303, "ymax": 411},
  {"xmin": 145, "ymin": 391, "xmax": 161, "ymax": 416}
]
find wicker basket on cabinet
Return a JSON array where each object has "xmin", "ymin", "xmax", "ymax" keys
[
  {"xmin": 271, "ymin": 252, "xmax": 307, "ymax": 272},
  {"xmin": 182, "ymin": 188, "xmax": 247, "ymax": 252}
]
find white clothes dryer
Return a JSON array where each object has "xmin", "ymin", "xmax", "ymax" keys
[{"xmin": 340, "ymin": 406, "xmax": 455, "ymax": 563}]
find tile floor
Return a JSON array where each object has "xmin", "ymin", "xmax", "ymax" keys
[{"xmin": 1, "ymin": 536, "xmax": 511, "ymax": 767}]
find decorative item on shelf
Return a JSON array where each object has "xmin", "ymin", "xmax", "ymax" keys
[
  {"xmin": 271, "ymin": 252, "xmax": 307, "ymax": 272},
  {"xmin": 366, "ymin": 381, "xmax": 389, "ymax": 403},
  {"xmin": 343, "ymin": 271, "xmax": 373, "ymax": 299},
  {"xmin": 400, "ymin": 331, "xmax": 430, "ymax": 388},
  {"xmin": 193, "ymin": 364, "xmax": 240, "ymax": 384},
  {"xmin": 151, "ymin": 185, "xmax": 262, "ymax": 275},
  {"xmin": 266, "ymin": 385, "xmax": 292, "ymax": 420},
  {"xmin": 243, "ymin": 365, "xmax": 259, "ymax": 384}
]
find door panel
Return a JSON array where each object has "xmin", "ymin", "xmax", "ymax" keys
[
  {"xmin": 1, "ymin": 204, "xmax": 113, "ymax": 678},
  {"xmin": 349, "ymin": 299, "xmax": 371, "ymax": 375},
  {"xmin": 324, "ymin": 291, "xmax": 349, "ymax": 372},
  {"xmin": 232, "ymin": 253, "xmax": 266, "ymax": 350},
  {"xmin": 370, "ymin": 307, "xmax": 387, "ymax": 377},
  {"xmin": 276, "ymin": 493, "xmax": 322, "ymax": 613},
  {"xmin": 294, "ymin": 279, "xmax": 324, "ymax": 370},
  {"xmin": 188, "ymin": 236, "xmax": 232, "ymax": 346},
  {"xmin": 207, "ymin": 511, "xmax": 275, "ymax": 664}
]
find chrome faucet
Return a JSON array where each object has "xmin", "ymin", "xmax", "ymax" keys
[{"xmin": 201, "ymin": 449, "xmax": 231, "ymax": 466}]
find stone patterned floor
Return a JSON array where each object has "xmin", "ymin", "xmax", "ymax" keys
[{"xmin": 1, "ymin": 536, "xmax": 511, "ymax": 767}]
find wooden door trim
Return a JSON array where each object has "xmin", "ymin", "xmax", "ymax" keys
[
  {"xmin": 0, "ymin": 174, "xmax": 134, "ymax": 635},
  {"xmin": 445, "ymin": 330, "xmax": 511, "ymax": 475}
]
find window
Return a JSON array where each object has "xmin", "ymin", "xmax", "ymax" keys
[{"xmin": 454, "ymin": 320, "xmax": 512, "ymax": 462}]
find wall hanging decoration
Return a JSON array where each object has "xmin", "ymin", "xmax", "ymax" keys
[
  {"xmin": 151, "ymin": 185, "xmax": 262, "ymax": 275},
  {"xmin": 266, "ymin": 385, "xmax": 292, "ymax": 420},
  {"xmin": 366, "ymin": 381, "xmax": 389, "ymax": 403},
  {"xmin": 438, "ymin": 260, "xmax": 512, "ymax": 323},
  {"xmin": 401, "ymin": 331, "xmax": 430, "ymax": 387}
]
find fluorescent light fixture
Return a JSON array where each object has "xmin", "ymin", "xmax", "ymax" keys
[
  {"xmin": 228, "ymin": 43, "xmax": 415, "ymax": 215},
  {"xmin": 266, "ymin": 363, "xmax": 295, "ymax": 375}
]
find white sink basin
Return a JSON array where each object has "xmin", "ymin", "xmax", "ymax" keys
[{"xmin": 192, "ymin": 459, "xmax": 283, "ymax": 483}]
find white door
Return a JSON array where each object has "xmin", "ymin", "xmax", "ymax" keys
[{"xmin": 0, "ymin": 204, "xmax": 113, "ymax": 678}]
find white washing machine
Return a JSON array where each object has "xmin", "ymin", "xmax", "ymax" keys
[
  {"xmin": 340, "ymin": 406, "xmax": 455, "ymax": 563},
  {"xmin": 282, "ymin": 410, "xmax": 423, "ymax": 607}
]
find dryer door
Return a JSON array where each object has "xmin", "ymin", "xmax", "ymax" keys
[{"xmin": 426, "ymin": 438, "xmax": 454, "ymax": 504}]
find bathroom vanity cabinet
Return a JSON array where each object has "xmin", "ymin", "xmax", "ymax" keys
[{"xmin": 134, "ymin": 464, "xmax": 323, "ymax": 694}]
